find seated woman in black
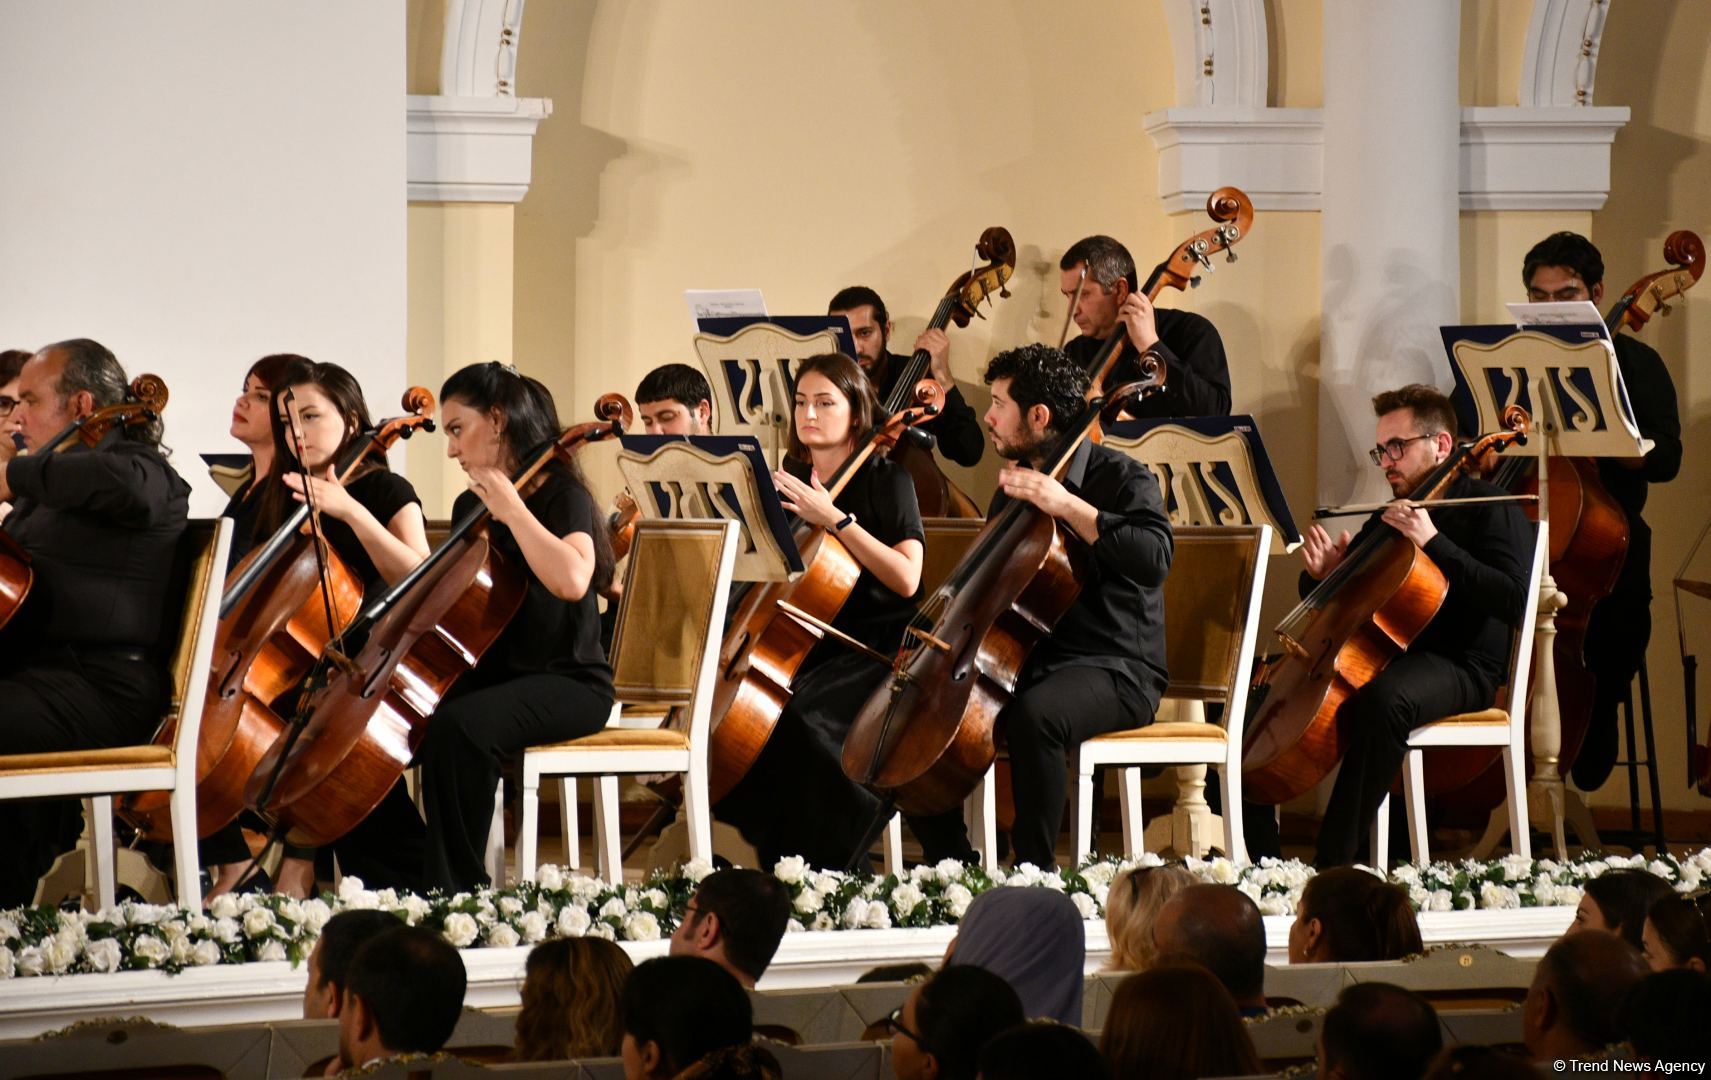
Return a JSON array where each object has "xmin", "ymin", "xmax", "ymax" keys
[
  {"xmin": 414, "ymin": 361, "xmax": 617, "ymax": 892},
  {"xmin": 213, "ymin": 354, "xmax": 311, "ymax": 569},
  {"xmin": 203, "ymin": 360, "xmax": 430, "ymax": 899},
  {"xmin": 715, "ymin": 352, "xmax": 925, "ymax": 870}
]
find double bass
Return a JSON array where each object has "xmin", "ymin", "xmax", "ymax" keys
[
  {"xmin": 246, "ymin": 396, "xmax": 631, "ymax": 847},
  {"xmin": 1241, "ymin": 417, "xmax": 1532, "ymax": 805},
  {"xmin": 0, "ymin": 374, "xmax": 170, "ymax": 634},
  {"xmin": 118, "ymin": 389, "xmax": 437, "ymax": 840},
  {"xmin": 881, "ymin": 227, "xmax": 1016, "ymax": 517},
  {"xmin": 841, "ymin": 332, "xmax": 1166, "ymax": 816},
  {"xmin": 1424, "ymin": 231, "xmax": 1703, "ymax": 819},
  {"xmin": 704, "ymin": 380, "xmax": 947, "ymax": 803}
]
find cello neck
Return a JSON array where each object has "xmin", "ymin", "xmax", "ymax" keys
[{"xmin": 883, "ymin": 296, "xmax": 958, "ymax": 413}]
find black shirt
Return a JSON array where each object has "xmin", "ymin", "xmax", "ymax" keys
[
  {"xmin": 219, "ymin": 474, "xmax": 268, "ymax": 576},
  {"xmin": 2, "ymin": 431, "xmax": 190, "ymax": 650},
  {"xmin": 454, "ymin": 471, "xmax": 614, "ymax": 696},
  {"xmin": 1600, "ymin": 333, "xmax": 1682, "ymax": 600},
  {"xmin": 1298, "ymin": 474, "xmax": 1532, "ymax": 693},
  {"xmin": 874, "ymin": 353, "xmax": 986, "ymax": 467},
  {"xmin": 1063, "ymin": 308, "xmax": 1232, "ymax": 419},
  {"xmin": 989, "ymin": 441, "xmax": 1174, "ymax": 713},
  {"xmin": 784, "ymin": 453, "xmax": 925, "ymax": 658},
  {"xmin": 239, "ymin": 470, "xmax": 420, "ymax": 597}
]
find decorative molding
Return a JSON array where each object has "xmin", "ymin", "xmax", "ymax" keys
[
  {"xmin": 406, "ymin": 94, "xmax": 553, "ymax": 204},
  {"xmin": 1160, "ymin": 0, "xmax": 1269, "ymax": 109},
  {"xmin": 1144, "ymin": 106, "xmax": 1628, "ymax": 212},
  {"xmin": 441, "ymin": 0, "xmax": 526, "ymax": 98},
  {"xmin": 1520, "ymin": 0, "xmax": 1613, "ymax": 107}
]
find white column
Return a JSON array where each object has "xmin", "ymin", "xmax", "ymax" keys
[{"xmin": 1318, "ymin": 1, "xmax": 1461, "ymax": 507}]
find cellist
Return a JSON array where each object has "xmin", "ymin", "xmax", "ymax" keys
[
  {"xmin": 1301, "ymin": 385, "xmax": 1531, "ymax": 868},
  {"xmin": 714, "ymin": 352, "xmax": 926, "ymax": 870},
  {"xmin": 205, "ymin": 359, "xmax": 431, "ymax": 898},
  {"xmin": 0, "ymin": 348, "xmax": 27, "ymax": 520},
  {"xmin": 0, "ymin": 340, "xmax": 190, "ymax": 907},
  {"xmin": 909, "ymin": 344, "xmax": 1175, "ymax": 870},
  {"xmin": 1520, "ymin": 233, "xmax": 1683, "ymax": 793}
]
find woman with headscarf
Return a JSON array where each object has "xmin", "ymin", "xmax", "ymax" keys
[{"xmin": 945, "ymin": 886, "xmax": 1086, "ymax": 1025}]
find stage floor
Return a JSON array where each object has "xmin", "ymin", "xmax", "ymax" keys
[{"xmin": 0, "ymin": 906, "xmax": 1573, "ymax": 1039}]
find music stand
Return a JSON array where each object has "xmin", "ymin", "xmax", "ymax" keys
[
  {"xmin": 693, "ymin": 316, "xmax": 855, "ymax": 469},
  {"xmin": 1446, "ymin": 321, "xmax": 1649, "ymax": 857}
]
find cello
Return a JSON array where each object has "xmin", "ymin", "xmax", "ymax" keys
[
  {"xmin": 1241, "ymin": 417, "xmax": 1532, "ymax": 805},
  {"xmin": 703, "ymin": 379, "xmax": 947, "ymax": 804},
  {"xmin": 244, "ymin": 395, "xmax": 631, "ymax": 847},
  {"xmin": 118, "ymin": 388, "xmax": 437, "ymax": 840},
  {"xmin": 0, "ymin": 374, "xmax": 169, "ymax": 634},
  {"xmin": 841, "ymin": 334, "xmax": 1167, "ymax": 816},
  {"xmin": 1423, "ymin": 230, "xmax": 1703, "ymax": 818},
  {"xmin": 880, "ymin": 226, "xmax": 1016, "ymax": 517}
]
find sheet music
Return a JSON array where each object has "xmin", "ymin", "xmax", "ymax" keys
[
  {"xmin": 1505, "ymin": 300, "xmax": 1604, "ymax": 327},
  {"xmin": 685, "ymin": 288, "xmax": 767, "ymax": 325}
]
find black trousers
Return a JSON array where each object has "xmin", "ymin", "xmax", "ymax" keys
[
  {"xmin": 912, "ymin": 664, "xmax": 1149, "ymax": 871},
  {"xmin": 1315, "ymin": 651, "xmax": 1491, "ymax": 868},
  {"xmin": 1572, "ymin": 587, "xmax": 1653, "ymax": 792},
  {"xmin": 0, "ymin": 648, "xmax": 167, "ymax": 907}
]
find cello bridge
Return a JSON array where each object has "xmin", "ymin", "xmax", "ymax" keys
[{"xmin": 1276, "ymin": 632, "xmax": 1310, "ymax": 663}]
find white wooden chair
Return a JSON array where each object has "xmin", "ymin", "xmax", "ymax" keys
[
  {"xmin": 1070, "ymin": 524, "xmax": 1270, "ymax": 865},
  {"xmin": 0, "ymin": 518, "xmax": 229, "ymax": 912},
  {"xmin": 1374, "ymin": 522, "xmax": 1548, "ymax": 867},
  {"xmin": 510, "ymin": 518, "xmax": 738, "ymax": 883}
]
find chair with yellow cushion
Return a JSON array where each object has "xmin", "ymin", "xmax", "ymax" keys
[
  {"xmin": 513, "ymin": 518, "xmax": 739, "ymax": 883},
  {"xmin": 0, "ymin": 518, "xmax": 230, "ymax": 913},
  {"xmin": 1071, "ymin": 523, "xmax": 1271, "ymax": 865}
]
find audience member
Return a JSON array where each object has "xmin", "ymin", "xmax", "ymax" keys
[
  {"xmin": 1317, "ymin": 982, "xmax": 1443, "ymax": 1080},
  {"xmin": 1421, "ymin": 1046, "xmax": 1537, "ymax": 1080},
  {"xmin": 621, "ymin": 956, "xmax": 773, "ymax": 1080},
  {"xmin": 1522, "ymin": 930, "xmax": 1649, "ymax": 1064},
  {"xmin": 975, "ymin": 1020, "xmax": 1107, "ymax": 1080},
  {"xmin": 1617, "ymin": 968, "xmax": 1711, "ymax": 1068},
  {"xmin": 334, "ymin": 925, "xmax": 467, "ymax": 1074},
  {"xmin": 301, "ymin": 910, "xmax": 401, "ymax": 1020},
  {"xmin": 1289, "ymin": 866, "xmax": 1423, "ymax": 963},
  {"xmin": 1098, "ymin": 964, "xmax": 1262, "ymax": 1080},
  {"xmin": 890, "ymin": 965, "xmax": 1025, "ymax": 1080},
  {"xmin": 858, "ymin": 961, "xmax": 933, "ymax": 984},
  {"xmin": 1103, "ymin": 865, "xmax": 1196, "ymax": 973},
  {"xmin": 946, "ymin": 887, "xmax": 1085, "ymax": 1024},
  {"xmin": 1151, "ymin": 884, "xmax": 1269, "ymax": 1015},
  {"xmin": 1640, "ymin": 893, "xmax": 1710, "ymax": 973},
  {"xmin": 513, "ymin": 936, "xmax": 634, "ymax": 1061},
  {"xmin": 1566, "ymin": 868, "xmax": 1674, "ymax": 947},
  {"xmin": 669, "ymin": 868, "xmax": 791, "ymax": 988}
]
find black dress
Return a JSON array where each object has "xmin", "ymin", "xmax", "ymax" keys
[{"xmin": 715, "ymin": 454, "xmax": 925, "ymax": 870}]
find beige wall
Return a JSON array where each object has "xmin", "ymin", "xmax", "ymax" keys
[{"xmin": 407, "ymin": 2, "xmax": 1709, "ymax": 815}]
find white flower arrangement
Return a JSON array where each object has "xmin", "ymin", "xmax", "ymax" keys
[{"xmin": 0, "ymin": 847, "xmax": 1704, "ymax": 980}]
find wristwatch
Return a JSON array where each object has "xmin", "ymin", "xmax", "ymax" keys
[{"xmin": 833, "ymin": 511, "xmax": 857, "ymax": 532}]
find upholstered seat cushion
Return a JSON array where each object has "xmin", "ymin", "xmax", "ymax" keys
[
  {"xmin": 1087, "ymin": 722, "xmax": 1228, "ymax": 743},
  {"xmin": 1423, "ymin": 708, "xmax": 1510, "ymax": 726},
  {"xmin": 0, "ymin": 745, "xmax": 174, "ymax": 776},
  {"xmin": 529, "ymin": 729, "xmax": 690, "ymax": 753}
]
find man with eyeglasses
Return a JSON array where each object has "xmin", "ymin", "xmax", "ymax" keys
[
  {"xmin": 1523, "ymin": 231, "xmax": 1682, "ymax": 794},
  {"xmin": 1298, "ymin": 384, "xmax": 1532, "ymax": 867},
  {"xmin": 0, "ymin": 348, "xmax": 29, "ymax": 518},
  {"xmin": 1057, "ymin": 234, "xmax": 1231, "ymax": 418}
]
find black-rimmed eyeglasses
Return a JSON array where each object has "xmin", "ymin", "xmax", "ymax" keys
[
  {"xmin": 1368, "ymin": 434, "xmax": 1433, "ymax": 466},
  {"xmin": 883, "ymin": 1005, "xmax": 930, "ymax": 1050},
  {"xmin": 0, "ymin": 396, "xmax": 16, "ymax": 418}
]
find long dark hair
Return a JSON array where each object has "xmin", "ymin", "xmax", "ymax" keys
[
  {"xmin": 1583, "ymin": 868, "xmax": 1677, "ymax": 948},
  {"xmin": 254, "ymin": 360, "xmax": 383, "ymax": 537},
  {"xmin": 1100, "ymin": 965, "xmax": 1262, "ymax": 1080},
  {"xmin": 440, "ymin": 361, "xmax": 615, "ymax": 595},
  {"xmin": 786, "ymin": 353, "xmax": 878, "ymax": 463},
  {"xmin": 1298, "ymin": 867, "xmax": 1423, "ymax": 962}
]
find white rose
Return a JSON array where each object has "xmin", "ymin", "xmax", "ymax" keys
[
  {"xmin": 599, "ymin": 897, "xmax": 628, "ymax": 920},
  {"xmin": 0, "ymin": 916, "xmax": 17, "ymax": 942},
  {"xmin": 443, "ymin": 913, "xmax": 480, "ymax": 948},
  {"xmin": 208, "ymin": 894, "xmax": 240, "ymax": 921},
  {"xmin": 910, "ymin": 865, "xmax": 936, "ymax": 885},
  {"xmin": 242, "ymin": 908, "xmax": 276, "ymax": 937},
  {"xmin": 773, "ymin": 856, "xmax": 808, "ymax": 886},
  {"xmin": 556, "ymin": 906, "xmax": 592, "ymax": 937},
  {"xmin": 785, "ymin": 917, "xmax": 806, "ymax": 932},
  {"xmin": 589, "ymin": 921, "xmax": 617, "ymax": 941},
  {"xmin": 945, "ymin": 884, "xmax": 973, "ymax": 920},
  {"xmin": 1257, "ymin": 895, "xmax": 1293, "ymax": 917},
  {"xmin": 1204, "ymin": 859, "xmax": 1239, "ymax": 885},
  {"xmin": 132, "ymin": 935, "xmax": 169, "ymax": 967},
  {"xmin": 1582, "ymin": 860, "xmax": 1610, "ymax": 879},
  {"xmin": 0, "ymin": 945, "xmax": 14, "ymax": 978},
  {"xmin": 841, "ymin": 897, "xmax": 868, "ymax": 930},
  {"xmin": 1428, "ymin": 890, "xmax": 1454, "ymax": 913},
  {"xmin": 889, "ymin": 883, "xmax": 925, "ymax": 918},
  {"xmin": 537, "ymin": 864, "xmax": 566, "ymax": 891},
  {"xmin": 127, "ymin": 903, "xmax": 167, "ymax": 926},
  {"xmin": 257, "ymin": 940, "xmax": 287, "ymax": 962},
  {"xmin": 1080, "ymin": 863, "xmax": 1117, "ymax": 888},
  {"xmin": 83, "ymin": 938, "xmax": 123, "ymax": 974},
  {"xmin": 935, "ymin": 858, "xmax": 966, "ymax": 883},
  {"xmin": 300, "ymin": 900, "xmax": 332, "ymax": 936},
  {"xmin": 863, "ymin": 900, "xmax": 892, "ymax": 930},
  {"xmin": 811, "ymin": 912, "xmax": 836, "ymax": 932},
  {"xmin": 344, "ymin": 888, "xmax": 379, "ymax": 910},
  {"xmin": 498, "ymin": 896, "xmax": 523, "ymax": 917},
  {"xmin": 644, "ymin": 889, "xmax": 668, "ymax": 910},
  {"xmin": 623, "ymin": 912, "xmax": 661, "ymax": 942},
  {"xmin": 486, "ymin": 923, "xmax": 521, "ymax": 948},
  {"xmin": 683, "ymin": 857, "xmax": 714, "ymax": 883},
  {"xmin": 518, "ymin": 911, "xmax": 548, "ymax": 944},
  {"xmin": 1478, "ymin": 882, "xmax": 1520, "ymax": 909},
  {"xmin": 570, "ymin": 876, "xmax": 604, "ymax": 904},
  {"xmin": 16, "ymin": 946, "xmax": 44, "ymax": 977},
  {"xmin": 399, "ymin": 895, "xmax": 430, "ymax": 926},
  {"xmin": 1070, "ymin": 893, "xmax": 1098, "ymax": 920},
  {"xmin": 191, "ymin": 940, "xmax": 222, "ymax": 967},
  {"xmin": 337, "ymin": 876, "xmax": 369, "ymax": 901},
  {"xmin": 793, "ymin": 889, "xmax": 824, "ymax": 915}
]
